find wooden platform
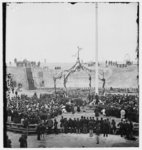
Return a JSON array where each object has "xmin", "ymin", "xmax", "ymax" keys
[{"xmin": 6, "ymin": 122, "xmax": 139, "ymax": 135}]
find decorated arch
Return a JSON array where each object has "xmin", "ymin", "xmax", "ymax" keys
[{"xmin": 53, "ymin": 47, "xmax": 106, "ymax": 96}]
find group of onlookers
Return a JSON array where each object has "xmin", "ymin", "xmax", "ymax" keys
[
  {"xmin": 7, "ymin": 93, "xmax": 63, "ymax": 125},
  {"xmin": 105, "ymin": 60, "xmax": 133, "ymax": 68},
  {"xmin": 5, "ymin": 73, "xmax": 138, "ymax": 148},
  {"xmin": 34, "ymin": 115, "xmax": 135, "ymax": 145},
  {"xmin": 5, "ymin": 115, "xmax": 136, "ymax": 148},
  {"xmin": 35, "ymin": 115, "xmax": 135, "ymax": 139},
  {"xmin": 98, "ymin": 94, "xmax": 138, "ymax": 122}
]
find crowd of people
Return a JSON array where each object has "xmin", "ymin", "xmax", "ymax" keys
[
  {"xmin": 6, "ymin": 92, "xmax": 65, "ymax": 125},
  {"xmin": 14, "ymin": 58, "xmax": 41, "ymax": 68},
  {"xmin": 6, "ymin": 74, "xmax": 82, "ymax": 125},
  {"xmin": 5, "ymin": 73, "xmax": 138, "ymax": 148},
  {"xmin": 105, "ymin": 60, "xmax": 134, "ymax": 68},
  {"xmin": 98, "ymin": 94, "xmax": 139, "ymax": 122},
  {"xmin": 6, "ymin": 114, "xmax": 136, "ymax": 148},
  {"xmin": 107, "ymin": 87, "xmax": 138, "ymax": 93},
  {"xmin": 37, "ymin": 116, "xmax": 128, "ymax": 138},
  {"xmin": 6, "ymin": 73, "xmax": 139, "ymax": 124}
]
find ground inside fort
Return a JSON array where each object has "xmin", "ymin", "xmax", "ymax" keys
[
  {"xmin": 7, "ymin": 111, "xmax": 139, "ymax": 148},
  {"xmin": 8, "ymin": 132, "xmax": 139, "ymax": 148}
]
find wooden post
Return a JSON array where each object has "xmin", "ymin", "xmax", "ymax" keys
[{"xmin": 95, "ymin": 2, "xmax": 99, "ymax": 94}]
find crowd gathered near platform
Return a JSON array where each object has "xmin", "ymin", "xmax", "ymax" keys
[
  {"xmin": 5, "ymin": 73, "xmax": 139, "ymax": 147},
  {"xmin": 6, "ymin": 113, "xmax": 137, "ymax": 148},
  {"xmin": 35, "ymin": 115, "xmax": 135, "ymax": 139},
  {"xmin": 6, "ymin": 89, "xmax": 138, "ymax": 125}
]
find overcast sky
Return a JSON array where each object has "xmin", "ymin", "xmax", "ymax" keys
[{"xmin": 6, "ymin": 2, "xmax": 138, "ymax": 63}]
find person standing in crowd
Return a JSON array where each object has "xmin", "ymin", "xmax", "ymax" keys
[
  {"xmin": 125, "ymin": 119, "xmax": 131, "ymax": 139},
  {"xmin": 84, "ymin": 117, "xmax": 88, "ymax": 133},
  {"xmin": 111, "ymin": 119, "xmax": 116, "ymax": 134},
  {"xmin": 100, "ymin": 118, "xmax": 104, "ymax": 134},
  {"xmin": 36, "ymin": 123, "xmax": 41, "ymax": 140},
  {"xmin": 86, "ymin": 117, "xmax": 90, "ymax": 133},
  {"xmin": 128, "ymin": 120, "xmax": 134, "ymax": 139},
  {"xmin": 6, "ymin": 134, "xmax": 12, "ymax": 148},
  {"xmin": 64, "ymin": 118, "xmax": 68, "ymax": 134},
  {"xmin": 83, "ymin": 117, "xmax": 88, "ymax": 133},
  {"xmin": 77, "ymin": 105, "xmax": 80, "ymax": 112},
  {"xmin": 123, "ymin": 119, "xmax": 127, "ymax": 138},
  {"xmin": 73, "ymin": 118, "xmax": 77, "ymax": 133},
  {"xmin": 106, "ymin": 118, "xmax": 111, "ymax": 135},
  {"xmin": 80, "ymin": 116, "xmax": 84, "ymax": 133},
  {"xmin": 71, "ymin": 104, "xmax": 75, "ymax": 114},
  {"xmin": 24, "ymin": 134, "xmax": 27, "ymax": 147},
  {"xmin": 76, "ymin": 118, "xmax": 81, "ymax": 134},
  {"xmin": 117, "ymin": 119, "xmax": 124, "ymax": 137},
  {"xmin": 60, "ymin": 116, "xmax": 65, "ymax": 133},
  {"xmin": 103, "ymin": 119, "xmax": 109, "ymax": 137},
  {"xmin": 47, "ymin": 118, "xmax": 53, "ymax": 134},
  {"xmin": 88, "ymin": 117, "xmax": 94, "ymax": 137},
  {"xmin": 54, "ymin": 118, "xmax": 58, "ymax": 134},
  {"xmin": 95, "ymin": 122, "xmax": 101, "ymax": 144},
  {"xmin": 95, "ymin": 117, "xmax": 99, "ymax": 129},
  {"xmin": 68, "ymin": 118, "xmax": 73, "ymax": 133},
  {"xmin": 19, "ymin": 134, "xmax": 27, "ymax": 148},
  {"xmin": 41, "ymin": 123, "xmax": 46, "ymax": 139}
]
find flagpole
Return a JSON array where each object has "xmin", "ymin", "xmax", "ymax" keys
[{"xmin": 95, "ymin": 2, "xmax": 99, "ymax": 94}]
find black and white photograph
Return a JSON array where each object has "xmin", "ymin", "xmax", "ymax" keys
[{"xmin": 3, "ymin": 1, "xmax": 140, "ymax": 148}]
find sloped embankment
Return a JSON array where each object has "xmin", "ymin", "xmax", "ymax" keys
[
  {"xmin": 6, "ymin": 65, "xmax": 138, "ymax": 89},
  {"xmin": 7, "ymin": 67, "xmax": 28, "ymax": 89}
]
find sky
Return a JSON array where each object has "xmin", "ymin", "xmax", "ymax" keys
[{"xmin": 6, "ymin": 2, "xmax": 138, "ymax": 63}]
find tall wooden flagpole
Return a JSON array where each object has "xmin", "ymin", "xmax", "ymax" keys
[{"xmin": 95, "ymin": 2, "xmax": 99, "ymax": 94}]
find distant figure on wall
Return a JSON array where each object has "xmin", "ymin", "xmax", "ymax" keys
[{"xmin": 95, "ymin": 94, "xmax": 99, "ymax": 105}]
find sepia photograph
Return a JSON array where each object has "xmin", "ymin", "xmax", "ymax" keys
[{"xmin": 3, "ymin": 1, "xmax": 139, "ymax": 148}]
